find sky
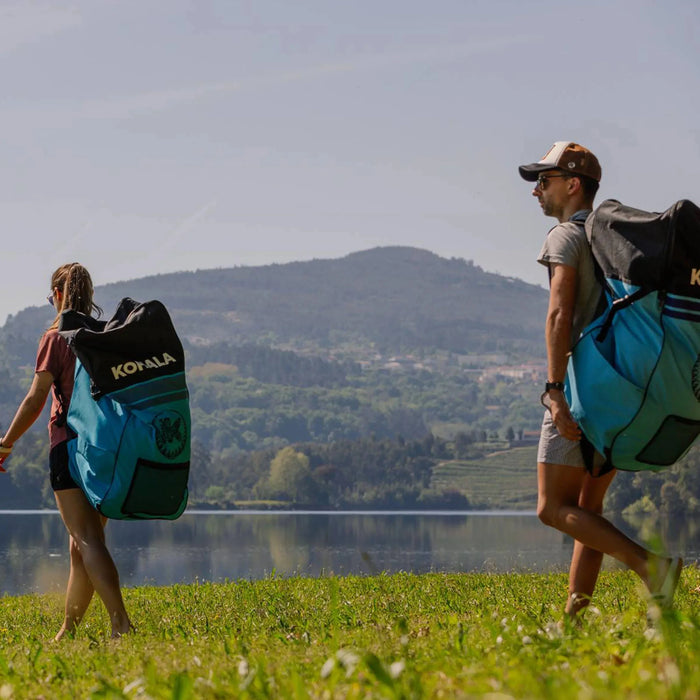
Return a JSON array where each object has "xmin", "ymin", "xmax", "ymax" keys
[{"xmin": 1, "ymin": 0, "xmax": 699, "ymax": 323}]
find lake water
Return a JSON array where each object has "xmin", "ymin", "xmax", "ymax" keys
[{"xmin": 1, "ymin": 510, "xmax": 698, "ymax": 597}]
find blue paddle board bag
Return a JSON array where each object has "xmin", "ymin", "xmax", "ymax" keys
[
  {"xmin": 566, "ymin": 199, "xmax": 700, "ymax": 471},
  {"xmin": 58, "ymin": 297, "xmax": 190, "ymax": 519}
]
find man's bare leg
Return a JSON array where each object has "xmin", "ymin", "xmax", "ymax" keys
[
  {"xmin": 564, "ymin": 468, "xmax": 616, "ymax": 617},
  {"xmin": 538, "ymin": 462, "xmax": 672, "ymax": 594}
]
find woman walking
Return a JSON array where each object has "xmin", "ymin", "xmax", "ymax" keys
[{"xmin": 0, "ymin": 263, "xmax": 132, "ymax": 640}]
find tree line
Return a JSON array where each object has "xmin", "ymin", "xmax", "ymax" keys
[
  {"xmin": 3, "ymin": 327, "xmax": 700, "ymax": 514},
  {"xmin": 191, "ymin": 434, "xmax": 478, "ymax": 510}
]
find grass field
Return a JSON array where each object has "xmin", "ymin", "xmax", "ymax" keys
[
  {"xmin": 431, "ymin": 446, "xmax": 538, "ymax": 509},
  {"xmin": 1, "ymin": 567, "xmax": 699, "ymax": 698}
]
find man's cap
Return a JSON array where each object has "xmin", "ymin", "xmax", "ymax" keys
[{"xmin": 518, "ymin": 141, "xmax": 602, "ymax": 182}]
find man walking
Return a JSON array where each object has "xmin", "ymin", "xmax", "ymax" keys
[{"xmin": 519, "ymin": 141, "xmax": 681, "ymax": 617}]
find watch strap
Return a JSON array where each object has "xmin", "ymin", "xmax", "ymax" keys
[{"xmin": 545, "ymin": 381, "xmax": 565, "ymax": 393}]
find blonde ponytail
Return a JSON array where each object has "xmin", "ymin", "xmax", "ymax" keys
[{"xmin": 49, "ymin": 263, "xmax": 102, "ymax": 329}]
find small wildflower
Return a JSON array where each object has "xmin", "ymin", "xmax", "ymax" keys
[
  {"xmin": 336, "ymin": 648, "xmax": 360, "ymax": 676},
  {"xmin": 320, "ymin": 658, "xmax": 335, "ymax": 679},
  {"xmin": 643, "ymin": 627, "xmax": 660, "ymax": 642},
  {"xmin": 389, "ymin": 660, "xmax": 405, "ymax": 679},
  {"xmin": 661, "ymin": 661, "xmax": 681, "ymax": 686},
  {"xmin": 123, "ymin": 679, "xmax": 145, "ymax": 694},
  {"xmin": 238, "ymin": 659, "xmax": 249, "ymax": 677},
  {"xmin": 521, "ymin": 636, "xmax": 532, "ymax": 645},
  {"xmin": 543, "ymin": 621, "xmax": 562, "ymax": 639},
  {"xmin": 646, "ymin": 604, "xmax": 662, "ymax": 625}
]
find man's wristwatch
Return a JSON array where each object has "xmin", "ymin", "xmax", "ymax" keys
[{"xmin": 544, "ymin": 381, "xmax": 565, "ymax": 393}]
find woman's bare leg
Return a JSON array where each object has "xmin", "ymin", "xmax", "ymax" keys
[
  {"xmin": 54, "ymin": 534, "xmax": 96, "ymax": 641},
  {"xmin": 54, "ymin": 488, "xmax": 132, "ymax": 638}
]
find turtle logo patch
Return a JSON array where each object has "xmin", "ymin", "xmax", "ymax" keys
[
  {"xmin": 692, "ymin": 355, "xmax": 700, "ymax": 402},
  {"xmin": 154, "ymin": 411, "xmax": 187, "ymax": 459}
]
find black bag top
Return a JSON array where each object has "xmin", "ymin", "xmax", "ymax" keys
[
  {"xmin": 587, "ymin": 199, "xmax": 700, "ymax": 297},
  {"xmin": 58, "ymin": 297, "xmax": 185, "ymax": 399}
]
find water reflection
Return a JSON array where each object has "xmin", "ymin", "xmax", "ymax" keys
[{"xmin": 1, "ymin": 511, "xmax": 698, "ymax": 596}]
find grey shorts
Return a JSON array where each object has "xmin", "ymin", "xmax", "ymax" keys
[
  {"xmin": 537, "ymin": 411, "xmax": 607, "ymax": 471},
  {"xmin": 537, "ymin": 411, "xmax": 585, "ymax": 467}
]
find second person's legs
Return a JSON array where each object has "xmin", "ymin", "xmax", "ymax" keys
[
  {"xmin": 54, "ymin": 534, "xmax": 96, "ymax": 641},
  {"xmin": 54, "ymin": 488, "xmax": 132, "ymax": 638}
]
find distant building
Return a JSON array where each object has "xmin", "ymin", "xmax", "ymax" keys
[
  {"xmin": 381, "ymin": 356, "xmax": 431, "ymax": 372},
  {"xmin": 479, "ymin": 363, "xmax": 546, "ymax": 382},
  {"xmin": 510, "ymin": 430, "xmax": 541, "ymax": 447},
  {"xmin": 455, "ymin": 353, "xmax": 509, "ymax": 367}
]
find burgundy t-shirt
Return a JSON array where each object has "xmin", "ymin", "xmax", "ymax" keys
[{"xmin": 35, "ymin": 330, "xmax": 75, "ymax": 448}]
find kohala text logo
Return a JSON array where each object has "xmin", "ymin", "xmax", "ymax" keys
[{"xmin": 111, "ymin": 353, "xmax": 177, "ymax": 380}]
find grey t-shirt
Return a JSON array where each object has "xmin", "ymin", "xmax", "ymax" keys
[{"xmin": 537, "ymin": 212, "xmax": 602, "ymax": 346}]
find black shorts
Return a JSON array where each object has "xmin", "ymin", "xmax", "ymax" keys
[{"xmin": 49, "ymin": 441, "xmax": 79, "ymax": 491}]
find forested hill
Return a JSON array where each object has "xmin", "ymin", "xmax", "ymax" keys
[{"xmin": 0, "ymin": 247, "xmax": 547, "ymax": 358}]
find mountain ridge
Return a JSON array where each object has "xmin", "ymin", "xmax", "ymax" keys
[{"xmin": 1, "ymin": 246, "xmax": 547, "ymax": 357}]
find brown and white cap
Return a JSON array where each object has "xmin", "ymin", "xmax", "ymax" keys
[{"xmin": 519, "ymin": 141, "xmax": 602, "ymax": 182}]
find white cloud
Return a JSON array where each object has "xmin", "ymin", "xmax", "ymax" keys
[{"xmin": 0, "ymin": 2, "xmax": 82, "ymax": 54}]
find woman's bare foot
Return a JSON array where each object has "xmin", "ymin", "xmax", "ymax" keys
[
  {"xmin": 53, "ymin": 624, "xmax": 77, "ymax": 642},
  {"xmin": 110, "ymin": 623, "xmax": 136, "ymax": 639}
]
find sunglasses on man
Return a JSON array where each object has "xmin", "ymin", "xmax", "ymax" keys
[{"xmin": 536, "ymin": 173, "xmax": 570, "ymax": 190}]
